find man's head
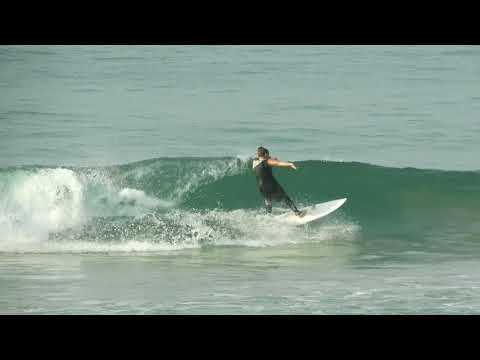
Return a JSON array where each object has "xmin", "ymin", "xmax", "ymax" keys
[{"xmin": 257, "ymin": 146, "xmax": 270, "ymax": 158}]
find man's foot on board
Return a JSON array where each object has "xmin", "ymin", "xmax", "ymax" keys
[{"xmin": 295, "ymin": 210, "xmax": 306, "ymax": 218}]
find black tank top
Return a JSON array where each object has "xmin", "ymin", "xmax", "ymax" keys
[{"xmin": 253, "ymin": 159, "xmax": 279, "ymax": 194}]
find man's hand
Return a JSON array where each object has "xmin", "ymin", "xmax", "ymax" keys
[{"xmin": 290, "ymin": 163, "xmax": 297, "ymax": 170}]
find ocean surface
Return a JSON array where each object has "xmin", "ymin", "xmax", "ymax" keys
[{"xmin": 1, "ymin": 45, "xmax": 480, "ymax": 314}]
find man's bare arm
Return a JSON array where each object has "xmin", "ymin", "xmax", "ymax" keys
[{"xmin": 267, "ymin": 158, "xmax": 297, "ymax": 170}]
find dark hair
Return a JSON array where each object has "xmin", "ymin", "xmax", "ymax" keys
[{"xmin": 257, "ymin": 146, "xmax": 269, "ymax": 157}]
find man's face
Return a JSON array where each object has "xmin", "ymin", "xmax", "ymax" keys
[{"xmin": 256, "ymin": 149, "xmax": 270, "ymax": 158}]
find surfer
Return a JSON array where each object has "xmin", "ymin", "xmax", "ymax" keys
[{"xmin": 253, "ymin": 146, "xmax": 304, "ymax": 216}]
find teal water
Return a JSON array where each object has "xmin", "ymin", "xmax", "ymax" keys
[{"xmin": 1, "ymin": 45, "xmax": 480, "ymax": 314}]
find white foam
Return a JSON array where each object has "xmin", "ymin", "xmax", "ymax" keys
[
  {"xmin": 118, "ymin": 188, "xmax": 174, "ymax": 209},
  {"xmin": 74, "ymin": 166, "xmax": 177, "ymax": 217},
  {"xmin": 151, "ymin": 208, "xmax": 360, "ymax": 249},
  {"xmin": 0, "ymin": 204, "xmax": 359, "ymax": 253},
  {"xmin": 0, "ymin": 240, "xmax": 200, "ymax": 253},
  {"xmin": 0, "ymin": 168, "xmax": 86, "ymax": 243},
  {"xmin": 215, "ymin": 209, "xmax": 359, "ymax": 247},
  {"xmin": 0, "ymin": 168, "xmax": 175, "ymax": 248}
]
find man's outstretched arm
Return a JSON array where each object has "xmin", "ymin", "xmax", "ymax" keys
[{"xmin": 267, "ymin": 158, "xmax": 297, "ymax": 170}]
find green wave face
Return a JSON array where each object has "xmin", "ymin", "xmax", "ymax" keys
[{"xmin": 1, "ymin": 157, "xmax": 479, "ymax": 252}]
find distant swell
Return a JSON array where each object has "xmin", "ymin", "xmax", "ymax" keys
[{"xmin": 1, "ymin": 157, "xmax": 479, "ymax": 252}]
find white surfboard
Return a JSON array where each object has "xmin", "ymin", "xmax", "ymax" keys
[{"xmin": 277, "ymin": 198, "xmax": 347, "ymax": 225}]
